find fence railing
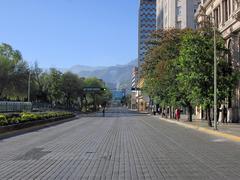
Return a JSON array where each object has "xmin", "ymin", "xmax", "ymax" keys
[{"xmin": 0, "ymin": 101, "xmax": 32, "ymax": 112}]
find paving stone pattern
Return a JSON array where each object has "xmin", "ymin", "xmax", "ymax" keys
[{"xmin": 0, "ymin": 108, "xmax": 239, "ymax": 180}]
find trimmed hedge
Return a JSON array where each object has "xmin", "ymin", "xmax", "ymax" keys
[{"xmin": 0, "ymin": 112, "xmax": 74, "ymax": 126}]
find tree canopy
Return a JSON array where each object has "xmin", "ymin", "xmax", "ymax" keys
[
  {"xmin": 142, "ymin": 28, "xmax": 239, "ymax": 125},
  {"xmin": 0, "ymin": 43, "xmax": 112, "ymax": 112},
  {"xmin": 0, "ymin": 43, "xmax": 28, "ymax": 99}
]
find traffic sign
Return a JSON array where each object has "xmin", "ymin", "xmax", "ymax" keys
[{"xmin": 83, "ymin": 87, "xmax": 106, "ymax": 92}]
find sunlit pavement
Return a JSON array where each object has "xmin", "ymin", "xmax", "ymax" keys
[{"xmin": 0, "ymin": 107, "xmax": 239, "ymax": 180}]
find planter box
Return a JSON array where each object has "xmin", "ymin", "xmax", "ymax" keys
[{"xmin": 0, "ymin": 115, "xmax": 75, "ymax": 134}]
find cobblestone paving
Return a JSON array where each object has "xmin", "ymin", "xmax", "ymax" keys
[{"xmin": 0, "ymin": 108, "xmax": 239, "ymax": 180}]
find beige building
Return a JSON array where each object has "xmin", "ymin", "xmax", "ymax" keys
[
  {"xmin": 156, "ymin": 0, "xmax": 201, "ymax": 29},
  {"xmin": 136, "ymin": 78, "xmax": 149, "ymax": 112},
  {"xmin": 196, "ymin": 0, "xmax": 240, "ymax": 122},
  {"xmin": 131, "ymin": 67, "xmax": 138, "ymax": 109}
]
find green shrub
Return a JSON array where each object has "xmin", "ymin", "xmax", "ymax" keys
[
  {"xmin": 0, "ymin": 114, "xmax": 6, "ymax": 120},
  {"xmin": 0, "ymin": 114, "xmax": 8, "ymax": 126},
  {"xmin": 0, "ymin": 111, "xmax": 74, "ymax": 126},
  {"xmin": 8, "ymin": 117, "xmax": 20, "ymax": 124},
  {"xmin": 21, "ymin": 112, "xmax": 39, "ymax": 121}
]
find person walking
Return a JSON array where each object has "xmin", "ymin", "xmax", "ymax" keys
[
  {"xmin": 102, "ymin": 107, "xmax": 105, "ymax": 117},
  {"xmin": 218, "ymin": 104, "xmax": 223, "ymax": 123},
  {"xmin": 176, "ymin": 108, "xmax": 181, "ymax": 121},
  {"xmin": 162, "ymin": 109, "xmax": 166, "ymax": 118},
  {"xmin": 175, "ymin": 109, "xmax": 178, "ymax": 120},
  {"xmin": 223, "ymin": 105, "xmax": 227, "ymax": 124}
]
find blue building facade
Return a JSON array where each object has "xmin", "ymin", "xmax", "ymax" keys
[{"xmin": 138, "ymin": 0, "xmax": 156, "ymax": 71}]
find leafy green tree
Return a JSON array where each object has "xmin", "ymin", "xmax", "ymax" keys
[
  {"xmin": 0, "ymin": 43, "xmax": 28, "ymax": 100},
  {"xmin": 46, "ymin": 68, "xmax": 63, "ymax": 105},
  {"xmin": 9, "ymin": 60, "xmax": 29, "ymax": 99},
  {"xmin": 142, "ymin": 27, "xmax": 238, "ymax": 125},
  {"xmin": 121, "ymin": 94, "xmax": 131, "ymax": 107},
  {"xmin": 83, "ymin": 78, "xmax": 112, "ymax": 111},
  {"xmin": 0, "ymin": 42, "xmax": 111, "ymax": 112},
  {"xmin": 0, "ymin": 43, "xmax": 22, "ymax": 63},
  {"xmin": 101, "ymin": 88, "xmax": 112, "ymax": 107},
  {"xmin": 176, "ymin": 30, "xmax": 237, "ymax": 126},
  {"xmin": 61, "ymin": 72, "xmax": 84, "ymax": 109},
  {"xmin": 142, "ymin": 29, "xmax": 191, "ymax": 118},
  {"xmin": 0, "ymin": 56, "xmax": 13, "ymax": 98},
  {"xmin": 30, "ymin": 63, "xmax": 49, "ymax": 102}
]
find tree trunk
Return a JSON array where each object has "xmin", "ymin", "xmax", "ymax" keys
[
  {"xmin": 217, "ymin": 106, "xmax": 220, "ymax": 122},
  {"xmin": 170, "ymin": 106, "xmax": 173, "ymax": 119},
  {"xmin": 207, "ymin": 107, "xmax": 212, "ymax": 127},
  {"xmin": 168, "ymin": 107, "xmax": 172, "ymax": 119},
  {"xmin": 83, "ymin": 96, "xmax": 87, "ymax": 111},
  {"xmin": 80, "ymin": 98, "xmax": 83, "ymax": 112},
  {"xmin": 172, "ymin": 107, "xmax": 175, "ymax": 119},
  {"xmin": 188, "ymin": 104, "xmax": 193, "ymax": 122},
  {"xmin": 0, "ymin": 88, "xmax": 4, "ymax": 99},
  {"xmin": 205, "ymin": 109, "xmax": 207, "ymax": 120}
]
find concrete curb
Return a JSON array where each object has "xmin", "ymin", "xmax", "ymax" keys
[{"xmin": 158, "ymin": 117, "xmax": 240, "ymax": 143}]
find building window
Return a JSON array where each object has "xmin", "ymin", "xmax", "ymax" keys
[
  {"xmin": 177, "ymin": 6, "xmax": 181, "ymax": 16},
  {"xmin": 177, "ymin": 0, "xmax": 181, "ymax": 6},
  {"xmin": 176, "ymin": 21, "xmax": 182, "ymax": 29},
  {"xmin": 214, "ymin": 6, "xmax": 221, "ymax": 28},
  {"xmin": 223, "ymin": 0, "xmax": 229, "ymax": 22},
  {"xmin": 228, "ymin": 0, "xmax": 231, "ymax": 16},
  {"xmin": 176, "ymin": 0, "xmax": 181, "ymax": 16},
  {"xmin": 233, "ymin": 0, "xmax": 235, "ymax": 11},
  {"xmin": 194, "ymin": 3, "xmax": 199, "ymax": 13},
  {"xmin": 214, "ymin": 8, "xmax": 218, "ymax": 27}
]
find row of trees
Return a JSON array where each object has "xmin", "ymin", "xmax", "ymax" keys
[
  {"xmin": 142, "ymin": 27, "xmax": 239, "ymax": 126},
  {"xmin": 0, "ymin": 43, "xmax": 112, "ymax": 111},
  {"xmin": 0, "ymin": 43, "xmax": 28, "ymax": 98}
]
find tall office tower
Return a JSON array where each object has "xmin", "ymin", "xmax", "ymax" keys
[
  {"xmin": 156, "ymin": 0, "xmax": 201, "ymax": 30},
  {"xmin": 138, "ymin": 0, "xmax": 156, "ymax": 72}
]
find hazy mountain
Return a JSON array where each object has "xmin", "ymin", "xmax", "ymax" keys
[
  {"xmin": 67, "ymin": 59, "xmax": 137, "ymax": 90},
  {"xmin": 68, "ymin": 65, "xmax": 106, "ymax": 74}
]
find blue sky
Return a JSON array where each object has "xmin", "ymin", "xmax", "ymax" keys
[{"xmin": 0, "ymin": 0, "xmax": 138, "ymax": 68}]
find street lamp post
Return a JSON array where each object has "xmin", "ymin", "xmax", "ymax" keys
[
  {"xmin": 213, "ymin": 25, "xmax": 217, "ymax": 130},
  {"xmin": 28, "ymin": 71, "xmax": 31, "ymax": 102}
]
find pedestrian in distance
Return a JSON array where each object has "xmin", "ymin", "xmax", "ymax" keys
[
  {"xmin": 102, "ymin": 107, "xmax": 105, "ymax": 117},
  {"xmin": 223, "ymin": 105, "xmax": 227, "ymax": 124},
  {"xmin": 218, "ymin": 104, "xmax": 224, "ymax": 123},
  {"xmin": 162, "ymin": 109, "xmax": 166, "ymax": 118},
  {"xmin": 153, "ymin": 110, "xmax": 156, "ymax": 116},
  {"xmin": 175, "ymin": 109, "xmax": 178, "ymax": 120},
  {"xmin": 176, "ymin": 108, "xmax": 181, "ymax": 121}
]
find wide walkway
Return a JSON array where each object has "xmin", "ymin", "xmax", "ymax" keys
[
  {"xmin": 168, "ymin": 114, "xmax": 240, "ymax": 137},
  {"xmin": 0, "ymin": 107, "xmax": 239, "ymax": 180}
]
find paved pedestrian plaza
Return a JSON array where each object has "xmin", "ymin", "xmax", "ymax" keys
[{"xmin": 0, "ymin": 108, "xmax": 239, "ymax": 180}]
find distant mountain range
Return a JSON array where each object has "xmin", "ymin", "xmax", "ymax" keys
[{"xmin": 65, "ymin": 59, "xmax": 137, "ymax": 90}]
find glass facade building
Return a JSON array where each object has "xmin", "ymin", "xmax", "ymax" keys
[
  {"xmin": 156, "ymin": 0, "xmax": 201, "ymax": 30},
  {"xmin": 138, "ymin": 0, "xmax": 156, "ymax": 73}
]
